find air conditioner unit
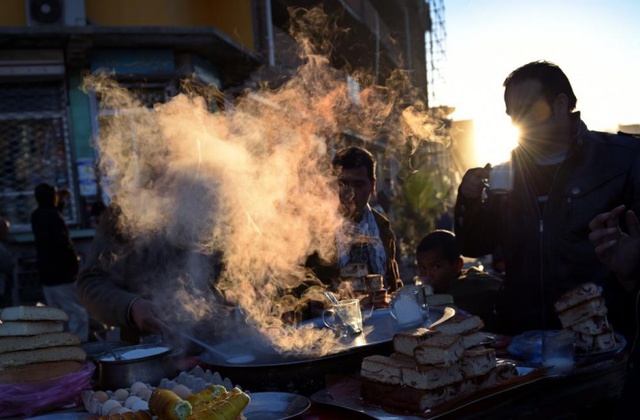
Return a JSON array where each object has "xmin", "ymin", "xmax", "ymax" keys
[{"xmin": 26, "ymin": 0, "xmax": 86, "ymax": 27}]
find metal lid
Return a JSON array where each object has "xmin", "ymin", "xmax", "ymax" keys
[{"xmin": 96, "ymin": 344, "xmax": 172, "ymax": 363}]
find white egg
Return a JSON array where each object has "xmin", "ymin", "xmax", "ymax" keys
[
  {"xmin": 113, "ymin": 388, "xmax": 129, "ymax": 401},
  {"xmin": 116, "ymin": 407, "xmax": 133, "ymax": 414},
  {"xmin": 124, "ymin": 395, "xmax": 141, "ymax": 409},
  {"xmin": 92, "ymin": 390, "xmax": 110, "ymax": 403},
  {"xmin": 101, "ymin": 399, "xmax": 122, "ymax": 415},
  {"xmin": 138, "ymin": 388, "xmax": 153, "ymax": 401},
  {"xmin": 88, "ymin": 398, "xmax": 102, "ymax": 415},
  {"xmin": 131, "ymin": 400, "xmax": 149, "ymax": 411},
  {"xmin": 108, "ymin": 405, "xmax": 123, "ymax": 415},
  {"xmin": 129, "ymin": 381, "xmax": 148, "ymax": 395}
]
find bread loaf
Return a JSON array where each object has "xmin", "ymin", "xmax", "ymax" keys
[
  {"xmin": 361, "ymin": 354, "xmax": 414, "ymax": 385},
  {"xmin": 0, "ymin": 321, "xmax": 64, "ymax": 336},
  {"xmin": 393, "ymin": 328, "xmax": 440, "ymax": 357},
  {"xmin": 557, "ymin": 297, "xmax": 607, "ymax": 328},
  {"xmin": 461, "ymin": 347, "xmax": 497, "ymax": 378},
  {"xmin": 0, "ymin": 345, "xmax": 86, "ymax": 369},
  {"xmin": 361, "ymin": 378, "xmax": 464, "ymax": 411},
  {"xmin": 0, "ymin": 305, "xmax": 68, "ymax": 322},
  {"xmin": 591, "ymin": 331, "xmax": 618, "ymax": 352},
  {"xmin": 413, "ymin": 334, "xmax": 464, "ymax": 366},
  {"xmin": 554, "ymin": 283, "xmax": 601, "ymax": 313},
  {"xmin": 569, "ymin": 316, "xmax": 611, "ymax": 335},
  {"xmin": 431, "ymin": 315, "xmax": 484, "ymax": 336},
  {"xmin": 488, "ymin": 360, "xmax": 519, "ymax": 384},
  {"xmin": 574, "ymin": 332, "xmax": 594, "ymax": 352},
  {"xmin": 461, "ymin": 331, "xmax": 489, "ymax": 349},
  {"xmin": 0, "ymin": 331, "xmax": 80, "ymax": 354},
  {"xmin": 401, "ymin": 363, "xmax": 464, "ymax": 390},
  {"xmin": 0, "ymin": 360, "xmax": 81, "ymax": 383}
]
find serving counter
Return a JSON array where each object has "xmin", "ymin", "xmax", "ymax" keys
[{"xmin": 1, "ymin": 309, "xmax": 628, "ymax": 420}]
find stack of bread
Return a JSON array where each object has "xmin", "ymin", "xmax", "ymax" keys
[
  {"xmin": 360, "ymin": 314, "xmax": 518, "ymax": 413},
  {"xmin": 0, "ymin": 305, "xmax": 87, "ymax": 383},
  {"xmin": 554, "ymin": 282, "xmax": 619, "ymax": 353}
]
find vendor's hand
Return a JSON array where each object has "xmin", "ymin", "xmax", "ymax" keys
[
  {"xmin": 588, "ymin": 205, "xmax": 640, "ymax": 282},
  {"xmin": 459, "ymin": 164, "xmax": 491, "ymax": 199},
  {"xmin": 130, "ymin": 298, "xmax": 172, "ymax": 337}
]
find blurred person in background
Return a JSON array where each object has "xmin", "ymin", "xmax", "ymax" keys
[
  {"xmin": 306, "ymin": 146, "xmax": 402, "ymax": 292},
  {"xmin": 31, "ymin": 183, "xmax": 89, "ymax": 341},
  {"xmin": 0, "ymin": 216, "xmax": 14, "ymax": 307},
  {"xmin": 77, "ymin": 195, "xmax": 228, "ymax": 346},
  {"xmin": 589, "ymin": 205, "xmax": 640, "ymax": 418},
  {"xmin": 55, "ymin": 187, "xmax": 71, "ymax": 214},
  {"xmin": 77, "ymin": 204, "xmax": 175, "ymax": 343},
  {"xmin": 455, "ymin": 60, "xmax": 640, "ymax": 338},
  {"xmin": 416, "ymin": 229, "xmax": 503, "ymax": 331}
]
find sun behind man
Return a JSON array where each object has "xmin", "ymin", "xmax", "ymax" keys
[{"xmin": 307, "ymin": 146, "xmax": 402, "ymax": 292}]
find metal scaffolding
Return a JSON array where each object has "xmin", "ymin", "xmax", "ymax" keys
[{"xmin": 426, "ymin": 0, "xmax": 446, "ymax": 105}]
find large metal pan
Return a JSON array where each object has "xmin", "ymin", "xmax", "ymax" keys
[{"xmin": 198, "ymin": 308, "xmax": 445, "ymax": 396}]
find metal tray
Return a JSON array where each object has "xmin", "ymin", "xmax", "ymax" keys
[
  {"xmin": 199, "ymin": 307, "xmax": 446, "ymax": 367},
  {"xmin": 310, "ymin": 362, "xmax": 548, "ymax": 419}
]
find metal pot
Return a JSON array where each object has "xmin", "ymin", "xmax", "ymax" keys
[{"xmin": 94, "ymin": 343, "xmax": 182, "ymax": 390}]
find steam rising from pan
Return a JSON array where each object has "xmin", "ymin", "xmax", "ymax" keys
[{"xmin": 84, "ymin": 7, "xmax": 442, "ymax": 357}]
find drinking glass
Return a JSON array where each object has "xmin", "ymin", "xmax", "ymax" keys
[{"xmin": 322, "ymin": 298, "xmax": 364, "ymax": 337}]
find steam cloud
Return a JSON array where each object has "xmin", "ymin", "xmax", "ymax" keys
[{"xmin": 84, "ymin": 8, "xmax": 442, "ymax": 357}]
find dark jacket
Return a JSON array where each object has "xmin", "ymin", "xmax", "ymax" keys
[
  {"xmin": 30, "ymin": 204, "xmax": 79, "ymax": 286},
  {"xmin": 306, "ymin": 208, "xmax": 402, "ymax": 291},
  {"xmin": 77, "ymin": 207, "xmax": 224, "ymax": 339},
  {"xmin": 455, "ymin": 120, "xmax": 640, "ymax": 337},
  {"xmin": 447, "ymin": 267, "xmax": 503, "ymax": 332}
]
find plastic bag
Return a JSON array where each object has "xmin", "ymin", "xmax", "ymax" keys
[
  {"xmin": 0, "ymin": 361, "xmax": 95, "ymax": 418},
  {"xmin": 507, "ymin": 330, "xmax": 545, "ymax": 363}
]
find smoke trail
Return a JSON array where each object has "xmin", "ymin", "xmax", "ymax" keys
[{"xmin": 83, "ymin": 7, "xmax": 442, "ymax": 356}]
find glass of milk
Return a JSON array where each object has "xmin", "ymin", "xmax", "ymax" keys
[
  {"xmin": 542, "ymin": 329, "xmax": 575, "ymax": 375},
  {"xmin": 489, "ymin": 161, "xmax": 514, "ymax": 194}
]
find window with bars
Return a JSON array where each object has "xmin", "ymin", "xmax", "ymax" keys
[{"xmin": 0, "ymin": 81, "xmax": 77, "ymax": 232}]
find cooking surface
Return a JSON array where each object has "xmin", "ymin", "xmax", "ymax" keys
[{"xmin": 199, "ymin": 307, "xmax": 447, "ymax": 367}]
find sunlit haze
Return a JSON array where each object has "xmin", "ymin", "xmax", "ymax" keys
[
  {"xmin": 83, "ymin": 10, "xmax": 444, "ymax": 356},
  {"xmin": 432, "ymin": 0, "xmax": 640, "ymax": 166}
]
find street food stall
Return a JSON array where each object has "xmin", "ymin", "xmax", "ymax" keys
[{"xmin": 0, "ymin": 281, "xmax": 627, "ymax": 419}]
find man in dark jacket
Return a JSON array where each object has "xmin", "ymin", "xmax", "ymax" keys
[
  {"xmin": 455, "ymin": 61, "xmax": 640, "ymax": 339},
  {"xmin": 31, "ymin": 183, "xmax": 89, "ymax": 341},
  {"xmin": 307, "ymin": 146, "xmax": 402, "ymax": 291}
]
